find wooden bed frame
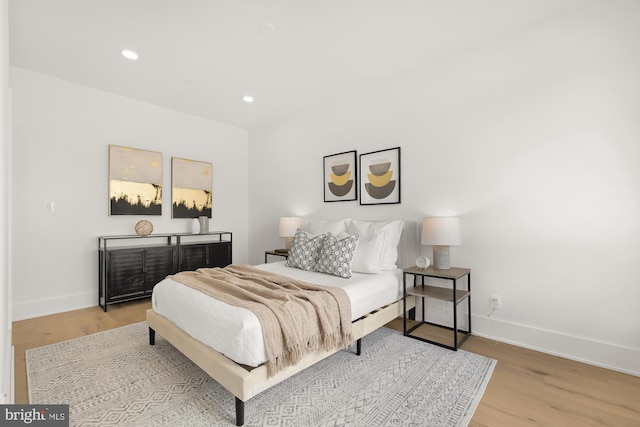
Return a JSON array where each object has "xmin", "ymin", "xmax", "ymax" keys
[{"xmin": 146, "ymin": 295, "xmax": 415, "ymax": 426}]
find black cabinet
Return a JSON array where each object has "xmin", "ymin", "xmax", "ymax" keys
[
  {"xmin": 144, "ymin": 246, "xmax": 177, "ymax": 287},
  {"xmin": 106, "ymin": 246, "xmax": 174, "ymax": 301},
  {"xmin": 98, "ymin": 232, "xmax": 232, "ymax": 311},
  {"xmin": 179, "ymin": 241, "xmax": 232, "ymax": 271},
  {"xmin": 106, "ymin": 248, "xmax": 145, "ymax": 300}
]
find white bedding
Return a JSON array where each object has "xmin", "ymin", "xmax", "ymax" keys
[{"xmin": 151, "ymin": 262, "xmax": 403, "ymax": 367}]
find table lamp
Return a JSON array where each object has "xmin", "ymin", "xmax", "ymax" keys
[
  {"xmin": 278, "ymin": 217, "xmax": 301, "ymax": 251},
  {"xmin": 421, "ymin": 217, "xmax": 462, "ymax": 270}
]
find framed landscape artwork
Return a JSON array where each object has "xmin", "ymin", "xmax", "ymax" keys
[
  {"xmin": 323, "ymin": 150, "xmax": 357, "ymax": 202},
  {"xmin": 108, "ymin": 145, "xmax": 162, "ymax": 215},
  {"xmin": 359, "ymin": 147, "xmax": 401, "ymax": 205},
  {"xmin": 171, "ymin": 157, "xmax": 212, "ymax": 218}
]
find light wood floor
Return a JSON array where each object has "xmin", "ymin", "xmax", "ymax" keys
[{"xmin": 12, "ymin": 300, "xmax": 640, "ymax": 426}]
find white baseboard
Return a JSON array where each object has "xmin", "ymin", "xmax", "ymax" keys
[
  {"xmin": 472, "ymin": 314, "xmax": 640, "ymax": 377},
  {"xmin": 0, "ymin": 345, "xmax": 11, "ymax": 404},
  {"xmin": 12, "ymin": 291, "xmax": 97, "ymax": 321},
  {"xmin": 9, "ymin": 345, "xmax": 13, "ymax": 404}
]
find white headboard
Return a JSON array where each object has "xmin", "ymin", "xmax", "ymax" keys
[{"xmin": 397, "ymin": 219, "xmax": 419, "ymax": 269}]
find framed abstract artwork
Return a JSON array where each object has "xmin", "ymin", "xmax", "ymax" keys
[
  {"xmin": 323, "ymin": 150, "xmax": 357, "ymax": 202},
  {"xmin": 108, "ymin": 145, "xmax": 162, "ymax": 215},
  {"xmin": 171, "ymin": 157, "xmax": 213, "ymax": 218},
  {"xmin": 359, "ymin": 147, "xmax": 401, "ymax": 205}
]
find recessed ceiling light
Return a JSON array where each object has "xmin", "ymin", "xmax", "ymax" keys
[
  {"xmin": 258, "ymin": 23, "xmax": 275, "ymax": 34},
  {"xmin": 242, "ymin": 96, "xmax": 255, "ymax": 103},
  {"xmin": 121, "ymin": 50, "xmax": 139, "ymax": 60}
]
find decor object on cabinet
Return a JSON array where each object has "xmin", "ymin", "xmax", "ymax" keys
[
  {"xmin": 190, "ymin": 218, "xmax": 199, "ymax": 234},
  {"xmin": 134, "ymin": 220, "xmax": 153, "ymax": 237},
  {"xmin": 421, "ymin": 217, "xmax": 462, "ymax": 270},
  {"xmin": 323, "ymin": 150, "xmax": 357, "ymax": 202},
  {"xmin": 198, "ymin": 216, "xmax": 209, "ymax": 234},
  {"xmin": 415, "ymin": 255, "xmax": 430, "ymax": 269},
  {"xmin": 108, "ymin": 145, "xmax": 162, "ymax": 215},
  {"xmin": 359, "ymin": 147, "xmax": 401, "ymax": 205},
  {"xmin": 98, "ymin": 232, "xmax": 232, "ymax": 311},
  {"xmin": 278, "ymin": 217, "xmax": 301, "ymax": 251},
  {"xmin": 171, "ymin": 157, "xmax": 212, "ymax": 218}
]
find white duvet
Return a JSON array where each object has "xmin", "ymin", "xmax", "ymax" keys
[{"xmin": 151, "ymin": 262, "xmax": 403, "ymax": 367}]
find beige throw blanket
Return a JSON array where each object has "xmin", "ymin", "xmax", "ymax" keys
[{"xmin": 168, "ymin": 264, "xmax": 354, "ymax": 376}]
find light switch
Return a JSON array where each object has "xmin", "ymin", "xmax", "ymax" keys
[{"xmin": 46, "ymin": 202, "xmax": 55, "ymax": 212}]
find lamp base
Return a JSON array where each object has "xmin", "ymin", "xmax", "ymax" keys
[
  {"xmin": 432, "ymin": 245, "xmax": 451, "ymax": 269},
  {"xmin": 284, "ymin": 237, "xmax": 294, "ymax": 250}
]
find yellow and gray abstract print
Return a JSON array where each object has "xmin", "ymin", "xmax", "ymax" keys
[
  {"xmin": 360, "ymin": 147, "xmax": 400, "ymax": 204},
  {"xmin": 365, "ymin": 160, "xmax": 395, "ymax": 199},
  {"xmin": 328, "ymin": 163, "xmax": 354, "ymax": 197},
  {"xmin": 324, "ymin": 151, "xmax": 357, "ymax": 202}
]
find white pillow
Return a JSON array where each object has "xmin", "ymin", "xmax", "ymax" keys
[
  {"xmin": 302, "ymin": 219, "xmax": 349, "ymax": 236},
  {"xmin": 346, "ymin": 220, "xmax": 404, "ymax": 270},
  {"xmin": 348, "ymin": 232, "xmax": 386, "ymax": 274}
]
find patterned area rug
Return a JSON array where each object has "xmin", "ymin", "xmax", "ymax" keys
[{"xmin": 27, "ymin": 322, "xmax": 495, "ymax": 426}]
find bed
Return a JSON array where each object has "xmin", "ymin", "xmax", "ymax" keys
[{"xmin": 146, "ymin": 219, "xmax": 416, "ymax": 426}]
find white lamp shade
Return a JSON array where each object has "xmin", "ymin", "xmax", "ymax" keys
[
  {"xmin": 421, "ymin": 217, "xmax": 462, "ymax": 246},
  {"xmin": 278, "ymin": 217, "xmax": 301, "ymax": 237}
]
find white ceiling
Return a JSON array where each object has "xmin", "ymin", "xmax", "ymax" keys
[{"xmin": 9, "ymin": 0, "xmax": 585, "ymax": 129}]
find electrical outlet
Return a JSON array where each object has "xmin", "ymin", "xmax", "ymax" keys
[{"xmin": 490, "ymin": 294, "xmax": 502, "ymax": 310}]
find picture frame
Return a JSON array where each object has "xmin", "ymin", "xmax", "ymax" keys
[
  {"xmin": 108, "ymin": 145, "xmax": 162, "ymax": 215},
  {"xmin": 359, "ymin": 147, "xmax": 401, "ymax": 205},
  {"xmin": 171, "ymin": 157, "xmax": 213, "ymax": 218},
  {"xmin": 323, "ymin": 150, "xmax": 357, "ymax": 202}
]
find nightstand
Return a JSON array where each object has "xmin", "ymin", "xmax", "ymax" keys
[
  {"xmin": 403, "ymin": 265, "xmax": 471, "ymax": 351},
  {"xmin": 264, "ymin": 250, "xmax": 289, "ymax": 263}
]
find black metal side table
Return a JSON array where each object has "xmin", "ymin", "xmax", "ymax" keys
[
  {"xmin": 403, "ymin": 265, "xmax": 471, "ymax": 350},
  {"xmin": 264, "ymin": 250, "xmax": 289, "ymax": 263}
]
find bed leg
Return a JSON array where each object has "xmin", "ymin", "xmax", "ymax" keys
[
  {"xmin": 235, "ymin": 397, "xmax": 245, "ymax": 426},
  {"xmin": 149, "ymin": 327, "xmax": 156, "ymax": 345},
  {"xmin": 356, "ymin": 338, "xmax": 362, "ymax": 356}
]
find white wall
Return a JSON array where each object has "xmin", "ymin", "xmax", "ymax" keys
[
  {"xmin": 248, "ymin": 1, "xmax": 640, "ymax": 375},
  {"xmin": 1, "ymin": 0, "xmax": 13, "ymax": 404},
  {"xmin": 10, "ymin": 68, "xmax": 249, "ymax": 320}
]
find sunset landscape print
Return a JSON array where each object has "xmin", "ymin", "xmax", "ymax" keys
[
  {"xmin": 171, "ymin": 157, "xmax": 212, "ymax": 218},
  {"xmin": 108, "ymin": 145, "xmax": 162, "ymax": 215}
]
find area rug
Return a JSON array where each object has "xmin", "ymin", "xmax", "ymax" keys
[{"xmin": 27, "ymin": 322, "xmax": 495, "ymax": 426}]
